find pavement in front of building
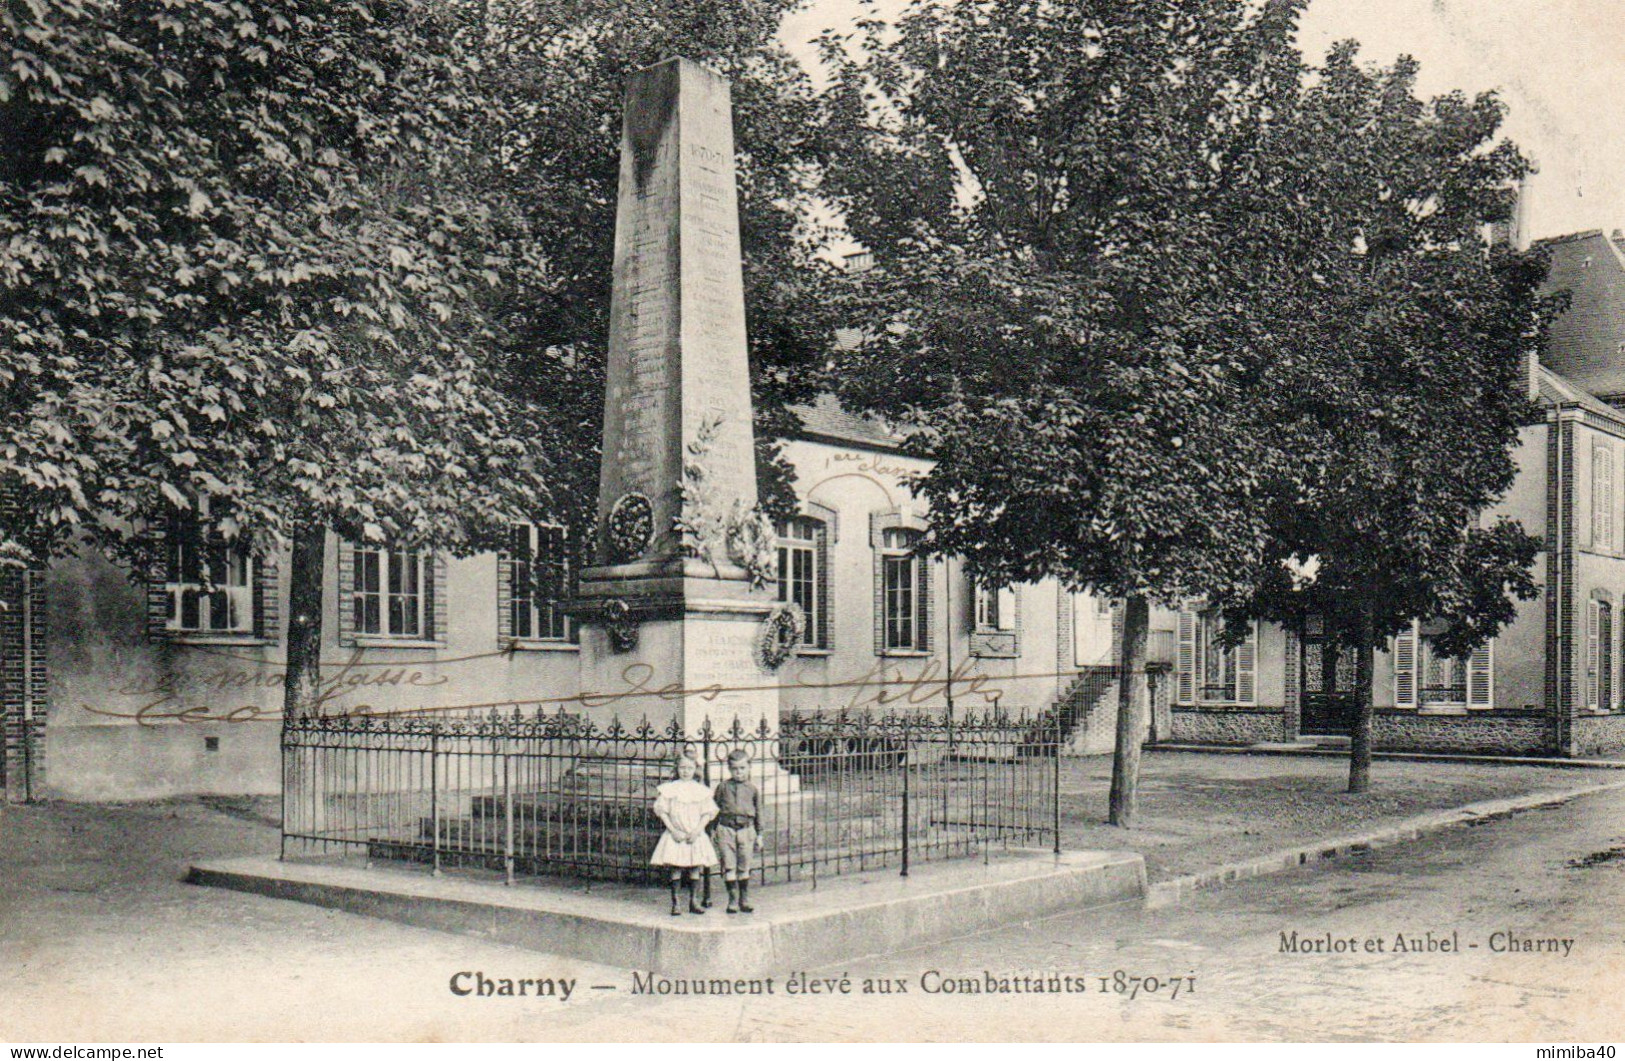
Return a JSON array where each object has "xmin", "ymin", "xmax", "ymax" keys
[
  {"xmin": 2, "ymin": 751, "xmax": 1622, "ymax": 1041},
  {"xmin": 1062, "ymin": 750, "xmax": 1623, "ymax": 879}
]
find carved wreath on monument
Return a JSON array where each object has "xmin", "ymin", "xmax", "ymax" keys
[
  {"xmin": 603, "ymin": 598, "xmax": 639, "ymax": 653},
  {"xmin": 606, "ymin": 492, "xmax": 654, "ymax": 564},
  {"xmin": 757, "ymin": 602, "xmax": 805, "ymax": 671}
]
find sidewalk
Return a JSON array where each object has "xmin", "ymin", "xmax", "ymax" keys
[
  {"xmin": 2, "ymin": 751, "xmax": 1621, "ymax": 1039},
  {"xmin": 1063, "ymin": 750, "xmax": 1624, "ymax": 880}
]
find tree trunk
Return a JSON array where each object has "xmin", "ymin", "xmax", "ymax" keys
[
  {"xmin": 1108, "ymin": 593, "xmax": 1151, "ymax": 827},
  {"xmin": 1348, "ymin": 604, "xmax": 1376, "ymax": 794},
  {"xmin": 282, "ymin": 522, "xmax": 327, "ymax": 722}
]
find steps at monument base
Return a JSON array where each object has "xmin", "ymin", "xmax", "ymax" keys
[
  {"xmin": 366, "ymin": 831, "xmax": 979, "ymax": 882},
  {"xmin": 466, "ymin": 784, "xmax": 821, "ymax": 825},
  {"xmin": 365, "ymin": 819, "xmax": 981, "ymax": 882},
  {"xmin": 192, "ymin": 846, "xmax": 1146, "ymax": 976},
  {"xmin": 393, "ymin": 806, "xmax": 912, "ymax": 853}
]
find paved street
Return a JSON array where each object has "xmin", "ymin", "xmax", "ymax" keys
[
  {"xmin": 541, "ymin": 785, "xmax": 1625, "ymax": 1042},
  {"xmin": 4, "ymin": 775, "xmax": 1625, "ymax": 1042}
]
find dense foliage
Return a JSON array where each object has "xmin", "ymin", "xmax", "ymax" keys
[
  {"xmin": 3, "ymin": 0, "xmax": 834, "ymax": 716},
  {"xmin": 817, "ymin": 0, "xmax": 1305, "ymax": 604},
  {"xmin": 817, "ymin": 0, "xmax": 1545, "ymax": 811},
  {"xmin": 3, "ymin": 0, "xmax": 550, "ymax": 560},
  {"xmin": 1211, "ymin": 46, "xmax": 1549, "ymax": 790}
]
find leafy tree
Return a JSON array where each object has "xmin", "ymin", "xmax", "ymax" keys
[
  {"xmin": 814, "ymin": 0, "xmax": 1309, "ymax": 825},
  {"xmin": 816, "ymin": 0, "xmax": 1545, "ymax": 815},
  {"xmin": 4, "ymin": 0, "xmax": 840, "ymax": 723},
  {"xmin": 3, "ymin": 0, "xmax": 559, "ymax": 717},
  {"xmin": 1211, "ymin": 45, "xmax": 1548, "ymax": 792},
  {"xmin": 2, "ymin": 0, "xmax": 191, "ymax": 564}
]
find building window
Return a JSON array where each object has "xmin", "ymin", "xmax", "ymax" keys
[
  {"xmin": 970, "ymin": 579, "xmax": 1019, "ymax": 659},
  {"xmin": 164, "ymin": 525, "xmax": 254, "ymax": 635},
  {"xmin": 1393, "ymin": 623, "xmax": 1492, "ymax": 709},
  {"xmin": 880, "ymin": 527, "xmax": 929, "ymax": 652},
  {"xmin": 1587, "ymin": 599, "xmax": 1614, "ymax": 711},
  {"xmin": 508, "ymin": 524, "xmax": 573, "ymax": 643},
  {"xmin": 1176, "ymin": 609, "xmax": 1256, "ymax": 705},
  {"xmin": 1071, "ymin": 592, "xmax": 1114, "ymax": 667},
  {"xmin": 353, "ymin": 545, "xmax": 426, "ymax": 639},
  {"xmin": 974, "ymin": 583, "xmax": 1017, "ymax": 632},
  {"xmin": 1596, "ymin": 444, "xmax": 1615, "ymax": 552},
  {"xmin": 776, "ymin": 517, "xmax": 828, "ymax": 649}
]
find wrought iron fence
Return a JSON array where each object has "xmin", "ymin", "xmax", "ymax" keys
[{"xmin": 281, "ymin": 707, "xmax": 1061, "ymax": 887}]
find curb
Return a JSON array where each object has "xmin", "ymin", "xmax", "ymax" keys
[{"xmin": 1143, "ymin": 778, "xmax": 1625, "ymax": 909}]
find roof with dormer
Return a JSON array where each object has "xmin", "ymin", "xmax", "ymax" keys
[
  {"xmin": 1537, "ymin": 363, "xmax": 1624, "ymax": 422},
  {"xmin": 1535, "ymin": 229, "xmax": 1625, "ymax": 400}
]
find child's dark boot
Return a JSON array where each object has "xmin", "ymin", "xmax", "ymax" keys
[
  {"xmin": 669, "ymin": 879, "xmax": 681, "ymax": 917},
  {"xmin": 738, "ymin": 880, "xmax": 754, "ymax": 913},
  {"xmin": 725, "ymin": 880, "xmax": 740, "ymax": 914},
  {"xmin": 686, "ymin": 875, "xmax": 705, "ymax": 915}
]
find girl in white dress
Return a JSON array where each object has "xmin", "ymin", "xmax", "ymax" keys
[{"xmin": 650, "ymin": 753, "xmax": 719, "ymax": 915}]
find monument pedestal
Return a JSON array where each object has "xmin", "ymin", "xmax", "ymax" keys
[{"xmin": 574, "ymin": 566, "xmax": 799, "ymax": 797}]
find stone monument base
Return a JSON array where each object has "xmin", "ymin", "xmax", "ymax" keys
[{"xmin": 190, "ymin": 848, "xmax": 1147, "ymax": 976}]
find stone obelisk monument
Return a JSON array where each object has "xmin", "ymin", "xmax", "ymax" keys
[{"xmin": 576, "ymin": 57, "xmax": 780, "ymax": 739}]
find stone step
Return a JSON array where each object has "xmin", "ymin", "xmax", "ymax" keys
[
  {"xmin": 416, "ymin": 809, "xmax": 902, "ymax": 852},
  {"xmin": 191, "ymin": 847, "xmax": 1148, "ymax": 977},
  {"xmin": 366, "ymin": 827, "xmax": 978, "ymax": 882}
]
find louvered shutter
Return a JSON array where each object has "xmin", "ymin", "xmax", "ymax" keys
[
  {"xmin": 1176, "ymin": 609, "xmax": 1196, "ymax": 704},
  {"xmin": 1235, "ymin": 621, "xmax": 1258, "ymax": 704},
  {"xmin": 1394, "ymin": 626, "xmax": 1417, "ymax": 707},
  {"xmin": 1467, "ymin": 642, "xmax": 1493, "ymax": 708},
  {"xmin": 1597, "ymin": 446, "xmax": 1615, "ymax": 551},
  {"xmin": 815, "ymin": 523, "xmax": 831, "ymax": 650},
  {"xmin": 1588, "ymin": 600, "xmax": 1601, "ymax": 709},
  {"xmin": 997, "ymin": 587, "xmax": 1017, "ymax": 631},
  {"xmin": 918, "ymin": 553, "xmax": 933, "ymax": 652}
]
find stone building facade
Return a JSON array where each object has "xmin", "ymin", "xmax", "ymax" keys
[
  {"xmin": 15, "ymin": 395, "xmax": 1150, "ymax": 802},
  {"xmin": 1165, "ymin": 229, "xmax": 1625, "ymax": 758},
  {"xmin": 18, "ymin": 230, "xmax": 1625, "ymax": 802}
]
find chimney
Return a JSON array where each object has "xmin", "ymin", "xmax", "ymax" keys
[{"xmin": 1511, "ymin": 173, "xmax": 1531, "ymax": 251}]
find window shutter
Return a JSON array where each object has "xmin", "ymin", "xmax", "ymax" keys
[
  {"xmin": 997, "ymin": 587, "xmax": 1017, "ymax": 632},
  {"xmin": 918, "ymin": 555, "xmax": 933, "ymax": 652},
  {"xmin": 816, "ymin": 522, "xmax": 831, "ymax": 650},
  {"xmin": 1176, "ymin": 609, "xmax": 1196, "ymax": 704},
  {"xmin": 337, "ymin": 539, "xmax": 356, "ymax": 647},
  {"xmin": 253, "ymin": 544, "xmax": 279, "ymax": 642},
  {"xmin": 145, "ymin": 522, "xmax": 172, "ymax": 643},
  {"xmin": 496, "ymin": 528, "xmax": 516, "ymax": 644},
  {"xmin": 1394, "ymin": 626, "xmax": 1417, "ymax": 707},
  {"xmin": 1588, "ymin": 600, "xmax": 1601, "ymax": 709},
  {"xmin": 430, "ymin": 552, "xmax": 448, "ymax": 645},
  {"xmin": 1597, "ymin": 446, "xmax": 1616, "ymax": 552},
  {"xmin": 1057, "ymin": 591, "xmax": 1073, "ymax": 674},
  {"xmin": 871, "ymin": 516, "xmax": 885, "ymax": 656},
  {"xmin": 1236, "ymin": 622, "xmax": 1258, "ymax": 704},
  {"xmin": 1467, "ymin": 641, "xmax": 1493, "ymax": 708}
]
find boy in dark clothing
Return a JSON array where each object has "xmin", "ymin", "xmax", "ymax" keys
[{"xmin": 712, "ymin": 749, "xmax": 762, "ymax": 913}]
